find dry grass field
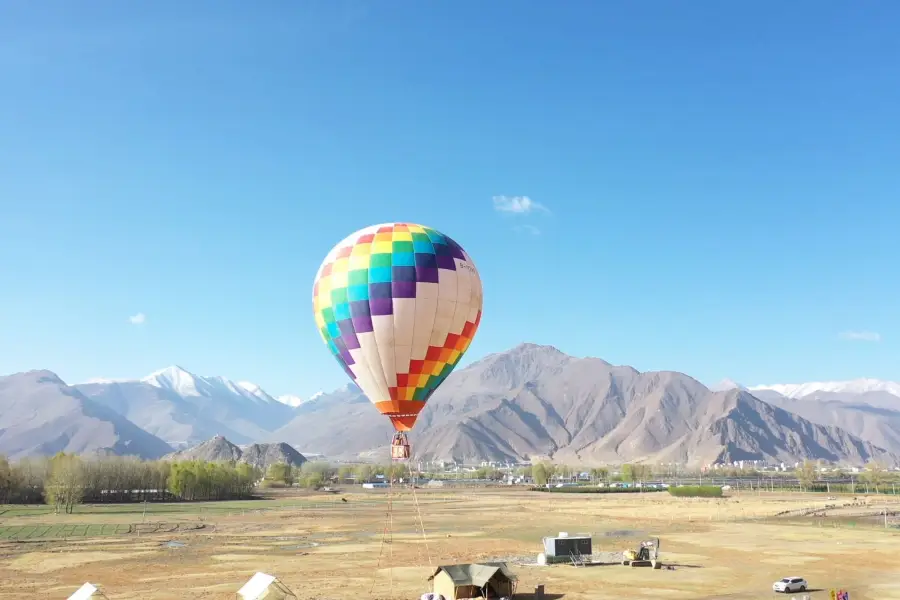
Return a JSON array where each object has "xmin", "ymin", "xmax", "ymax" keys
[{"xmin": 1, "ymin": 488, "xmax": 898, "ymax": 599}]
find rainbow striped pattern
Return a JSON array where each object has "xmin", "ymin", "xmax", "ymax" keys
[{"xmin": 312, "ymin": 223, "xmax": 483, "ymax": 431}]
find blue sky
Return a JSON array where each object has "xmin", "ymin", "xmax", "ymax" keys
[{"xmin": 1, "ymin": 1, "xmax": 898, "ymax": 397}]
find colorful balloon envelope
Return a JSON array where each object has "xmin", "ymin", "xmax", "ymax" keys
[{"xmin": 312, "ymin": 223, "xmax": 483, "ymax": 433}]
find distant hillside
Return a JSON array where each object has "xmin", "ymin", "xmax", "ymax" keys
[
  {"xmin": 163, "ymin": 436, "xmax": 307, "ymax": 472},
  {"xmin": 271, "ymin": 344, "xmax": 898, "ymax": 466},
  {"xmin": 163, "ymin": 435, "xmax": 243, "ymax": 463},
  {"xmin": 750, "ymin": 389, "xmax": 900, "ymax": 455},
  {"xmin": 240, "ymin": 442, "xmax": 308, "ymax": 470},
  {"xmin": 0, "ymin": 370, "xmax": 173, "ymax": 460},
  {"xmin": 8, "ymin": 345, "xmax": 900, "ymax": 467}
]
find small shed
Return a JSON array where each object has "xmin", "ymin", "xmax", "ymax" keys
[
  {"xmin": 68, "ymin": 583, "xmax": 109, "ymax": 600},
  {"xmin": 428, "ymin": 562, "xmax": 517, "ymax": 599},
  {"xmin": 542, "ymin": 532, "xmax": 592, "ymax": 563},
  {"xmin": 236, "ymin": 572, "xmax": 297, "ymax": 600}
]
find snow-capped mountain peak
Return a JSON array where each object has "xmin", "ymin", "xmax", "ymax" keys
[
  {"xmin": 138, "ymin": 366, "xmax": 281, "ymax": 405},
  {"xmin": 235, "ymin": 381, "xmax": 276, "ymax": 402},
  {"xmin": 750, "ymin": 378, "xmax": 900, "ymax": 398},
  {"xmin": 237, "ymin": 381, "xmax": 262, "ymax": 394},
  {"xmin": 82, "ymin": 377, "xmax": 125, "ymax": 384},
  {"xmin": 82, "ymin": 364, "xmax": 314, "ymax": 413},
  {"xmin": 142, "ymin": 365, "xmax": 201, "ymax": 395},
  {"xmin": 276, "ymin": 394, "xmax": 306, "ymax": 408}
]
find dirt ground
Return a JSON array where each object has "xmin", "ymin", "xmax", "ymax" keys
[{"xmin": 1, "ymin": 488, "xmax": 898, "ymax": 599}]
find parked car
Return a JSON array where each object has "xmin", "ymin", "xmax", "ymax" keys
[{"xmin": 773, "ymin": 577, "xmax": 808, "ymax": 593}]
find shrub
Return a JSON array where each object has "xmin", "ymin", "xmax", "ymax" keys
[
  {"xmin": 667, "ymin": 485, "xmax": 723, "ymax": 498},
  {"xmin": 259, "ymin": 480, "xmax": 287, "ymax": 489}
]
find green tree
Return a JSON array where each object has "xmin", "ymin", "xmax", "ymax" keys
[
  {"xmin": 355, "ymin": 464, "xmax": 374, "ymax": 483},
  {"xmin": 590, "ymin": 467, "xmax": 609, "ymax": 483},
  {"xmin": 337, "ymin": 465, "xmax": 353, "ymax": 482},
  {"xmin": 267, "ymin": 463, "xmax": 293, "ymax": 485},
  {"xmin": 531, "ymin": 463, "xmax": 550, "ymax": 485},
  {"xmin": 621, "ymin": 463, "xmax": 652, "ymax": 485},
  {"xmin": 45, "ymin": 452, "xmax": 84, "ymax": 514},
  {"xmin": 861, "ymin": 460, "xmax": 886, "ymax": 493},
  {"xmin": 0, "ymin": 456, "xmax": 16, "ymax": 504},
  {"xmin": 533, "ymin": 462, "xmax": 554, "ymax": 486},
  {"xmin": 297, "ymin": 461, "xmax": 334, "ymax": 489},
  {"xmin": 796, "ymin": 460, "xmax": 816, "ymax": 491},
  {"xmin": 388, "ymin": 463, "xmax": 411, "ymax": 481}
]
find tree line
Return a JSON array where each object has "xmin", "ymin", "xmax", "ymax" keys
[
  {"xmin": 263, "ymin": 461, "xmax": 415, "ymax": 488},
  {"xmin": 530, "ymin": 463, "xmax": 652, "ymax": 486},
  {"xmin": 794, "ymin": 459, "xmax": 894, "ymax": 494},
  {"xmin": 526, "ymin": 460, "xmax": 897, "ymax": 491},
  {"xmin": 2, "ymin": 452, "xmax": 896, "ymax": 511},
  {"xmin": 0, "ymin": 453, "xmax": 261, "ymax": 511}
]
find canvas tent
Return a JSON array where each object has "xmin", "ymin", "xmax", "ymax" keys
[
  {"xmin": 236, "ymin": 572, "xmax": 297, "ymax": 600},
  {"xmin": 428, "ymin": 562, "xmax": 517, "ymax": 599},
  {"xmin": 68, "ymin": 583, "xmax": 109, "ymax": 600}
]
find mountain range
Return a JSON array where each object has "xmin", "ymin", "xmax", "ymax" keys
[
  {"xmin": 76, "ymin": 366, "xmax": 299, "ymax": 447},
  {"xmin": 162, "ymin": 436, "xmax": 308, "ymax": 472},
  {"xmin": 1, "ymin": 344, "xmax": 899, "ymax": 466}
]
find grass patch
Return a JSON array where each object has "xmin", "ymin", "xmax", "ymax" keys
[
  {"xmin": 0, "ymin": 523, "xmax": 144, "ymax": 540},
  {"xmin": 668, "ymin": 485, "xmax": 723, "ymax": 498},
  {"xmin": 0, "ymin": 497, "xmax": 381, "ymax": 519}
]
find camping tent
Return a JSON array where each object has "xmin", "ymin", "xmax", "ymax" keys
[
  {"xmin": 68, "ymin": 583, "xmax": 109, "ymax": 600},
  {"xmin": 236, "ymin": 572, "xmax": 297, "ymax": 600},
  {"xmin": 428, "ymin": 562, "xmax": 517, "ymax": 599}
]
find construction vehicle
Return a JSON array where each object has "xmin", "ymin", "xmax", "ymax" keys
[{"xmin": 622, "ymin": 538, "xmax": 661, "ymax": 569}]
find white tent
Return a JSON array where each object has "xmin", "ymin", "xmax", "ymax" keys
[
  {"xmin": 68, "ymin": 583, "xmax": 109, "ymax": 600},
  {"xmin": 236, "ymin": 572, "xmax": 297, "ymax": 600}
]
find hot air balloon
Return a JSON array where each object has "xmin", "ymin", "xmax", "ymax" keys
[{"xmin": 312, "ymin": 222, "xmax": 483, "ymax": 461}]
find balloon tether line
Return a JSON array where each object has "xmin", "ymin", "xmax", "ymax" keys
[
  {"xmin": 410, "ymin": 449, "xmax": 433, "ymax": 567},
  {"xmin": 369, "ymin": 461, "xmax": 395, "ymax": 599},
  {"xmin": 388, "ymin": 472, "xmax": 394, "ymax": 599}
]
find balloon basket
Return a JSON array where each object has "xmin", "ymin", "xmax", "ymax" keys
[{"xmin": 390, "ymin": 432, "xmax": 411, "ymax": 461}]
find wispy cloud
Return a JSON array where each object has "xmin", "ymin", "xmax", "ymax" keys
[
  {"xmin": 839, "ymin": 330, "xmax": 880, "ymax": 342},
  {"xmin": 492, "ymin": 195, "xmax": 549, "ymax": 215},
  {"xmin": 513, "ymin": 224, "xmax": 541, "ymax": 236},
  {"xmin": 128, "ymin": 312, "xmax": 146, "ymax": 326}
]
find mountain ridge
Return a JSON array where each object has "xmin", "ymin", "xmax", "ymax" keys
[
  {"xmin": 162, "ymin": 436, "xmax": 308, "ymax": 472},
  {"xmin": 5, "ymin": 344, "xmax": 900, "ymax": 465},
  {"xmin": 750, "ymin": 378, "xmax": 900, "ymax": 398},
  {"xmin": 272, "ymin": 343, "xmax": 899, "ymax": 466},
  {"xmin": 0, "ymin": 370, "xmax": 173, "ymax": 460},
  {"xmin": 75, "ymin": 366, "xmax": 298, "ymax": 447}
]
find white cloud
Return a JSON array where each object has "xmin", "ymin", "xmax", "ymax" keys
[
  {"xmin": 128, "ymin": 312, "xmax": 146, "ymax": 325},
  {"xmin": 513, "ymin": 224, "xmax": 541, "ymax": 236},
  {"xmin": 492, "ymin": 195, "xmax": 549, "ymax": 215},
  {"xmin": 839, "ymin": 330, "xmax": 880, "ymax": 342}
]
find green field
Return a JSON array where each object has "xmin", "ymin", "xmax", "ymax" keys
[
  {"xmin": 0, "ymin": 496, "xmax": 387, "ymax": 540},
  {"xmin": 0, "ymin": 497, "xmax": 379, "ymax": 518},
  {"xmin": 0, "ymin": 523, "xmax": 133, "ymax": 540}
]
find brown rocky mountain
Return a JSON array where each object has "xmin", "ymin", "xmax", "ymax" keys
[
  {"xmin": 271, "ymin": 344, "xmax": 898, "ymax": 466},
  {"xmin": 163, "ymin": 435, "xmax": 243, "ymax": 463},
  {"xmin": 0, "ymin": 370, "xmax": 173, "ymax": 460},
  {"xmin": 163, "ymin": 436, "xmax": 307, "ymax": 472},
  {"xmin": 239, "ymin": 442, "xmax": 308, "ymax": 471}
]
